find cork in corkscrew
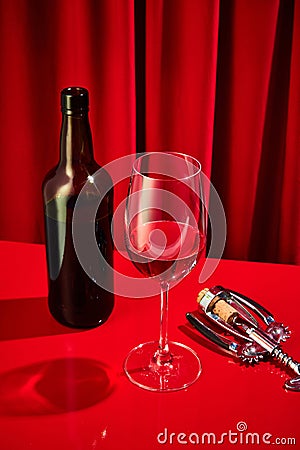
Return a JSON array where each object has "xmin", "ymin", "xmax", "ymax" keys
[{"xmin": 197, "ymin": 288, "xmax": 238, "ymax": 324}]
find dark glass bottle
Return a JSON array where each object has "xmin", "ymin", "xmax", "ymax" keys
[{"xmin": 42, "ymin": 87, "xmax": 114, "ymax": 328}]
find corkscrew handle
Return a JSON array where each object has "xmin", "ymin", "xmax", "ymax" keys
[
  {"xmin": 186, "ymin": 313, "xmax": 238, "ymax": 353},
  {"xmin": 226, "ymin": 288, "xmax": 274, "ymax": 325}
]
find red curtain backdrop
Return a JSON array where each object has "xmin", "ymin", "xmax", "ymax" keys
[{"xmin": 0, "ymin": 0, "xmax": 299, "ymax": 265}]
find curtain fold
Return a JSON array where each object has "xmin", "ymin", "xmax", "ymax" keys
[
  {"xmin": 212, "ymin": 0, "xmax": 281, "ymax": 262},
  {"xmin": 145, "ymin": 0, "xmax": 219, "ymax": 177},
  {"xmin": 0, "ymin": 0, "xmax": 298, "ymax": 265},
  {"xmin": 279, "ymin": 0, "xmax": 300, "ymax": 265},
  {"xmin": 0, "ymin": 0, "xmax": 136, "ymax": 243},
  {"xmin": 248, "ymin": 0, "xmax": 295, "ymax": 263}
]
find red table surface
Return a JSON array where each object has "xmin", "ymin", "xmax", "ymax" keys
[{"xmin": 0, "ymin": 241, "xmax": 299, "ymax": 450}]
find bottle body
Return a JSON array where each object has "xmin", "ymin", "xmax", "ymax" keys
[{"xmin": 42, "ymin": 87, "xmax": 114, "ymax": 328}]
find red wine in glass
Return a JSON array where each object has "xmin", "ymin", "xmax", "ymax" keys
[
  {"xmin": 128, "ymin": 218, "xmax": 205, "ymax": 280},
  {"xmin": 123, "ymin": 152, "xmax": 206, "ymax": 392}
]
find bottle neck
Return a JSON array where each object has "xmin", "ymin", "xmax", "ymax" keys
[{"xmin": 59, "ymin": 112, "xmax": 94, "ymax": 167}]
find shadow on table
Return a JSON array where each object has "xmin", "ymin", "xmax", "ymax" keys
[
  {"xmin": 0, "ymin": 357, "xmax": 115, "ymax": 416},
  {"xmin": 0, "ymin": 297, "xmax": 80, "ymax": 340}
]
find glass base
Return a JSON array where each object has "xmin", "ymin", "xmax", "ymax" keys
[{"xmin": 123, "ymin": 341, "xmax": 202, "ymax": 392}]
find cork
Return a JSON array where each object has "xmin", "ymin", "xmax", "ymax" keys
[
  {"xmin": 197, "ymin": 288, "xmax": 209, "ymax": 304},
  {"xmin": 197, "ymin": 288, "xmax": 238, "ymax": 323},
  {"xmin": 212, "ymin": 299, "xmax": 238, "ymax": 323}
]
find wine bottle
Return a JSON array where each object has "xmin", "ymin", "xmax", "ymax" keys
[{"xmin": 42, "ymin": 87, "xmax": 114, "ymax": 328}]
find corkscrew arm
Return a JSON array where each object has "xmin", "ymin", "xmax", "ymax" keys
[{"xmin": 186, "ymin": 286, "xmax": 300, "ymax": 392}]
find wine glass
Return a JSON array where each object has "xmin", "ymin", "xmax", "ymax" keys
[{"xmin": 124, "ymin": 152, "xmax": 206, "ymax": 392}]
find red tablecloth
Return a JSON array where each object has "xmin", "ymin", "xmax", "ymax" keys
[{"xmin": 0, "ymin": 241, "xmax": 299, "ymax": 449}]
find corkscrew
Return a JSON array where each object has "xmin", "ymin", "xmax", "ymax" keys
[{"xmin": 186, "ymin": 286, "xmax": 300, "ymax": 391}]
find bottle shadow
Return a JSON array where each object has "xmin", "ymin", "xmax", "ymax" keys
[
  {"xmin": 0, "ymin": 297, "xmax": 80, "ymax": 341},
  {"xmin": 0, "ymin": 357, "xmax": 115, "ymax": 416}
]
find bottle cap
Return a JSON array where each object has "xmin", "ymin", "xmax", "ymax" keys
[{"xmin": 61, "ymin": 87, "xmax": 89, "ymax": 113}]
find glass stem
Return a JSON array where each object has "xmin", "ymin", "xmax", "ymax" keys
[{"xmin": 156, "ymin": 282, "xmax": 172, "ymax": 365}]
